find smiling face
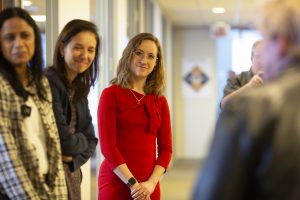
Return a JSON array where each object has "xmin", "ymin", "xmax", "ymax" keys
[
  {"xmin": 130, "ymin": 39, "xmax": 158, "ymax": 82},
  {"xmin": 0, "ymin": 17, "xmax": 35, "ymax": 68},
  {"xmin": 60, "ymin": 31, "xmax": 97, "ymax": 81}
]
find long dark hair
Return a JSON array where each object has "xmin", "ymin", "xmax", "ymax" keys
[
  {"xmin": 49, "ymin": 19, "xmax": 100, "ymax": 101},
  {"xmin": 0, "ymin": 7, "xmax": 45, "ymax": 100}
]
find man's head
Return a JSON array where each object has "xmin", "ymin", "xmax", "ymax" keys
[
  {"xmin": 251, "ymin": 40, "xmax": 263, "ymax": 75},
  {"xmin": 257, "ymin": 0, "xmax": 300, "ymax": 81}
]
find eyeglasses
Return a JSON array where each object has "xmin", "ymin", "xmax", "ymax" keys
[{"xmin": 133, "ymin": 49, "xmax": 157, "ymax": 62}]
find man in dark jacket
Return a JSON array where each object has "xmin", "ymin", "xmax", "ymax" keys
[
  {"xmin": 193, "ymin": 0, "xmax": 300, "ymax": 199},
  {"xmin": 221, "ymin": 40, "xmax": 264, "ymax": 108}
]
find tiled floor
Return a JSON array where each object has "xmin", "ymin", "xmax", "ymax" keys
[{"xmin": 91, "ymin": 159, "xmax": 202, "ymax": 200}]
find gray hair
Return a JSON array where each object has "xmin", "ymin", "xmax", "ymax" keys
[{"xmin": 257, "ymin": 0, "xmax": 300, "ymax": 55}]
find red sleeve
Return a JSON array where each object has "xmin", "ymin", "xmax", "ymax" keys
[
  {"xmin": 155, "ymin": 96, "xmax": 172, "ymax": 170},
  {"xmin": 97, "ymin": 86, "xmax": 125, "ymax": 169}
]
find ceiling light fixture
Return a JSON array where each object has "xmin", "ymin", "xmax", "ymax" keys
[
  {"xmin": 23, "ymin": 0, "xmax": 32, "ymax": 7},
  {"xmin": 212, "ymin": 7, "xmax": 226, "ymax": 14}
]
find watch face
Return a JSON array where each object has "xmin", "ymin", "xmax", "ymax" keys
[{"xmin": 128, "ymin": 177, "xmax": 136, "ymax": 186}]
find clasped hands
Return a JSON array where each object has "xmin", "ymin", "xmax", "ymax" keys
[{"xmin": 130, "ymin": 181, "xmax": 156, "ymax": 200}]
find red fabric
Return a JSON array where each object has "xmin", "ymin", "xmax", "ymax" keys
[{"xmin": 97, "ymin": 85, "xmax": 172, "ymax": 200}]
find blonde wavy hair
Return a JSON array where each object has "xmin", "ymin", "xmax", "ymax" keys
[{"xmin": 110, "ymin": 33, "xmax": 165, "ymax": 96}]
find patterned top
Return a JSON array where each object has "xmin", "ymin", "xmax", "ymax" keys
[{"xmin": 0, "ymin": 73, "xmax": 67, "ymax": 199}]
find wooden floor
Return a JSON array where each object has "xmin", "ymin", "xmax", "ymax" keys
[{"xmin": 91, "ymin": 159, "xmax": 202, "ymax": 200}]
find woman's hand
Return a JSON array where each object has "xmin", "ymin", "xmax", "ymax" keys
[
  {"xmin": 140, "ymin": 180, "xmax": 156, "ymax": 195},
  {"xmin": 130, "ymin": 183, "xmax": 151, "ymax": 200}
]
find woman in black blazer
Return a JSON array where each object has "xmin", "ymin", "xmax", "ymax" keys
[{"xmin": 46, "ymin": 19, "xmax": 100, "ymax": 200}]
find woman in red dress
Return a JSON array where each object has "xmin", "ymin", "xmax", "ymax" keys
[{"xmin": 97, "ymin": 32, "xmax": 172, "ymax": 200}]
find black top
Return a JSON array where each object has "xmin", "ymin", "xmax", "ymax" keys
[{"xmin": 46, "ymin": 69, "xmax": 98, "ymax": 171}]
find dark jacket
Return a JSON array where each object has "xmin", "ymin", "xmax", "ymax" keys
[
  {"xmin": 223, "ymin": 69, "xmax": 253, "ymax": 98},
  {"xmin": 193, "ymin": 65, "xmax": 300, "ymax": 200},
  {"xmin": 46, "ymin": 69, "xmax": 98, "ymax": 171}
]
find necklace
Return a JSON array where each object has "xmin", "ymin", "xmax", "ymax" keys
[{"xmin": 129, "ymin": 89, "xmax": 145, "ymax": 104}]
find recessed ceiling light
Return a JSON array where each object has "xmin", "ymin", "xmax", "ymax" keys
[
  {"xmin": 212, "ymin": 7, "xmax": 226, "ymax": 14},
  {"xmin": 23, "ymin": 0, "xmax": 32, "ymax": 7}
]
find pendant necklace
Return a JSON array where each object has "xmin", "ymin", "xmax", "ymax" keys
[{"xmin": 130, "ymin": 89, "xmax": 145, "ymax": 104}]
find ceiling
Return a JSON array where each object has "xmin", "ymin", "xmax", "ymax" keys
[
  {"xmin": 23, "ymin": 0, "xmax": 261, "ymax": 31},
  {"xmin": 156, "ymin": 0, "xmax": 260, "ymax": 28}
]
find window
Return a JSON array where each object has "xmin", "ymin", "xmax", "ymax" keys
[
  {"xmin": 231, "ymin": 29, "xmax": 261, "ymax": 74},
  {"xmin": 22, "ymin": 0, "xmax": 46, "ymax": 67}
]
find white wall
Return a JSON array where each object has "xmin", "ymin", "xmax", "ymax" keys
[
  {"xmin": 58, "ymin": 0, "xmax": 90, "ymax": 31},
  {"xmin": 173, "ymin": 28, "xmax": 218, "ymax": 159}
]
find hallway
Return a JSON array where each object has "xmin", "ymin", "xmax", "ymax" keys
[{"xmin": 160, "ymin": 159, "xmax": 201, "ymax": 200}]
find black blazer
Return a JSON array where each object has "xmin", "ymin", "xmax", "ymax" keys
[{"xmin": 46, "ymin": 69, "xmax": 98, "ymax": 171}]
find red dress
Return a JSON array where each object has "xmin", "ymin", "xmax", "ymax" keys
[{"xmin": 97, "ymin": 85, "xmax": 172, "ymax": 200}]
